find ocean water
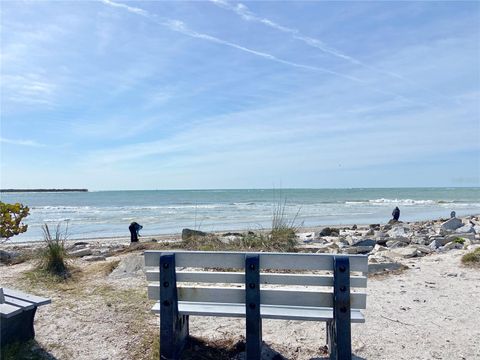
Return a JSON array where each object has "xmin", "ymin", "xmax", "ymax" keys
[{"xmin": 1, "ymin": 188, "xmax": 479, "ymax": 242}]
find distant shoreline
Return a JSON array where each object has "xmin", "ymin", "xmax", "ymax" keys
[{"xmin": 0, "ymin": 189, "xmax": 88, "ymax": 193}]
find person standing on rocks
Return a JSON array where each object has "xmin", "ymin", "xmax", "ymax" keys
[
  {"xmin": 392, "ymin": 207, "xmax": 400, "ymax": 221},
  {"xmin": 129, "ymin": 222, "xmax": 143, "ymax": 242}
]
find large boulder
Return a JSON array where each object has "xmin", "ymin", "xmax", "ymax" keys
[
  {"xmin": 0, "ymin": 250, "xmax": 20, "ymax": 264},
  {"xmin": 319, "ymin": 227, "xmax": 339, "ymax": 237},
  {"xmin": 182, "ymin": 228, "xmax": 207, "ymax": 241},
  {"xmin": 455, "ymin": 224, "xmax": 475, "ymax": 234},
  {"xmin": 387, "ymin": 226, "xmax": 410, "ymax": 242},
  {"xmin": 440, "ymin": 218, "xmax": 463, "ymax": 231},
  {"xmin": 109, "ymin": 254, "xmax": 144, "ymax": 278},
  {"xmin": 353, "ymin": 239, "xmax": 376, "ymax": 247},
  {"xmin": 389, "ymin": 247, "xmax": 419, "ymax": 258},
  {"xmin": 386, "ymin": 240, "xmax": 408, "ymax": 248}
]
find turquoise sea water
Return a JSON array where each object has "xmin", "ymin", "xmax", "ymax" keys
[{"xmin": 1, "ymin": 188, "xmax": 479, "ymax": 242}]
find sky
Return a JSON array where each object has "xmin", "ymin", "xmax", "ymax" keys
[{"xmin": 0, "ymin": 0, "xmax": 479, "ymax": 190}]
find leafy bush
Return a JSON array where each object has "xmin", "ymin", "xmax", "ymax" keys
[
  {"xmin": 39, "ymin": 223, "xmax": 69, "ymax": 277},
  {"xmin": 0, "ymin": 201, "xmax": 29, "ymax": 241}
]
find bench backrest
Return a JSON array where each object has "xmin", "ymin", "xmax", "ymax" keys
[{"xmin": 145, "ymin": 251, "xmax": 368, "ymax": 310}]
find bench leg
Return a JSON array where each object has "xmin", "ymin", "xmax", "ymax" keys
[
  {"xmin": 245, "ymin": 254, "xmax": 262, "ymax": 360},
  {"xmin": 328, "ymin": 256, "xmax": 352, "ymax": 360},
  {"xmin": 0, "ymin": 308, "xmax": 37, "ymax": 348},
  {"xmin": 159, "ymin": 253, "xmax": 189, "ymax": 360}
]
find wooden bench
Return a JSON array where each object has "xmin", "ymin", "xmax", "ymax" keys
[
  {"xmin": 144, "ymin": 251, "xmax": 368, "ymax": 360},
  {"xmin": 0, "ymin": 287, "xmax": 51, "ymax": 347}
]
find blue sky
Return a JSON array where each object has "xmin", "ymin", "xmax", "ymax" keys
[{"xmin": 1, "ymin": 0, "xmax": 479, "ymax": 190}]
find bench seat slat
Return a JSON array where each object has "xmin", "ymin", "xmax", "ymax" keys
[
  {"xmin": 0, "ymin": 303, "xmax": 23, "ymax": 318},
  {"xmin": 4, "ymin": 296, "xmax": 36, "ymax": 310},
  {"xmin": 151, "ymin": 301, "xmax": 365, "ymax": 323},
  {"xmin": 146, "ymin": 270, "xmax": 367, "ymax": 288},
  {"xmin": 144, "ymin": 251, "xmax": 368, "ymax": 272},
  {"xmin": 3, "ymin": 288, "xmax": 51, "ymax": 306},
  {"xmin": 148, "ymin": 284, "xmax": 367, "ymax": 309}
]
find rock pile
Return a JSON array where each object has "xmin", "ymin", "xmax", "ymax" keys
[{"xmin": 296, "ymin": 215, "xmax": 480, "ymax": 274}]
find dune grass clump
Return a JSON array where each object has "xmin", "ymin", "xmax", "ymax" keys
[
  {"xmin": 461, "ymin": 248, "xmax": 480, "ymax": 266},
  {"xmin": 269, "ymin": 199, "xmax": 301, "ymax": 252},
  {"xmin": 38, "ymin": 223, "xmax": 69, "ymax": 278}
]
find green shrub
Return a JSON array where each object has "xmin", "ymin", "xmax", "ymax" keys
[
  {"xmin": 453, "ymin": 237, "xmax": 465, "ymax": 244},
  {"xmin": 0, "ymin": 201, "xmax": 29, "ymax": 241},
  {"xmin": 39, "ymin": 223, "xmax": 69, "ymax": 277}
]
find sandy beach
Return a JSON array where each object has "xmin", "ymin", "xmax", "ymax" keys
[{"xmin": 1, "ymin": 216, "xmax": 479, "ymax": 359}]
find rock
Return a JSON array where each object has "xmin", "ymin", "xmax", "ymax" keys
[
  {"xmin": 319, "ymin": 227, "xmax": 339, "ymax": 236},
  {"xmin": 74, "ymin": 241, "xmax": 89, "ymax": 246},
  {"xmin": 389, "ymin": 247, "xmax": 418, "ymax": 258},
  {"xmin": 412, "ymin": 244, "xmax": 433, "ymax": 254},
  {"xmin": 355, "ymin": 245, "xmax": 374, "ymax": 254},
  {"xmin": 455, "ymin": 225, "xmax": 475, "ymax": 234},
  {"xmin": 314, "ymin": 243, "xmax": 339, "ymax": 253},
  {"xmin": 351, "ymin": 224, "xmax": 357, "ymax": 230},
  {"xmin": 373, "ymin": 244, "xmax": 388, "ymax": 252},
  {"xmin": 182, "ymin": 228, "xmax": 207, "ymax": 240},
  {"xmin": 296, "ymin": 232, "xmax": 316, "ymax": 243},
  {"xmin": 443, "ymin": 241, "xmax": 464, "ymax": 250},
  {"xmin": 365, "ymin": 229, "xmax": 375, "ymax": 236},
  {"xmin": 83, "ymin": 255, "xmax": 106, "ymax": 262},
  {"xmin": 368, "ymin": 262, "xmax": 403, "ymax": 274},
  {"xmin": 387, "ymin": 226, "xmax": 409, "ymax": 241},
  {"xmin": 440, "ymin": 217, "xmax": 463, "ymax": 231},
  {"xmin": 109, "ymin": 254, "xmax": 144, "ymax": 278},
  {"xmin": 386, "ymin": 240, "xmax": 408, "ymax": 248},
  {"xmin": 446, "ymin": 233, "xmax": 475, "ymax": 242},
  {"xmin": 411, "ymin": 237, "xmax": 427, "ymax": 245},
  {"xmin": 0, "ymin": 250, "xmax": 20, "ymax": 264},
  {"xmin": 369, "ymin": 224, "xmax": 381, "ymax": 230},
  {"xmin": 353, "ymin": 239, "xmax": 376, "ymax": 247},
  {"xmin": 69, "ymin": 248, "xmax": 93, "ymax": 257}
]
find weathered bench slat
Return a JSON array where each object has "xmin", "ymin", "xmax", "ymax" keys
[
  {"xmin": 3, "ymin": 288, "xmax": 51, "ymax": 306},
  {"xmin": 144, "ymin": 251, "xmax": 368, "ymax": 272},
  {"xmin": 148, "ymin": 284, "xmax": 367, "ymax": 309},
  {"xmin": 151, "ymin": 301, "xmax": 366, "ymax": 323},
  {"xmin": 4, "ymin": 296, "xmax": 36, "ymax": 310},
  {"xmin": 0, "ymin": 303, "xmax": 23, "ymax": 318},
  {"xmin": 146, "ymin": 270, "xmax": 368, "ymax": 288}
]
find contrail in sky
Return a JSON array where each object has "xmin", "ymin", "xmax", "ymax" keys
[
  {"xmin": 101, "ymin": 0, "xmax": 363, "ymax": 83},
  {"xmin": 100, "ymin": 0, "xmax": 422, "ymax": 105},
  {"xmin": 210, "ymin": 0, "xmax": 406, "ymax": 80},
  {"xmin": 210, "ymin": 0, "xmax": 449, "ymax": 102}
]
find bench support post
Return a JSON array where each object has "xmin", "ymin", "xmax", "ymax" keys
[
  {"xmin": 327, "ymin": 256, "xmax": 352, "ymax": 360},
  {"xmin": 245, "ymin": 254, "xmax": 262, "ymax": 360},
  {"xmin": 159, "ymin": 253, "xmax": 189, "ymax": 360}
]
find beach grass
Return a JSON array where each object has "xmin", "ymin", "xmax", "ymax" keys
[
  {"xmin": 38, "ymin": 223, "xmax": 69, "ymax": 278},
  {"xmin": 461, "ymin": 247, "xmax": 480, "ymax": 266}
]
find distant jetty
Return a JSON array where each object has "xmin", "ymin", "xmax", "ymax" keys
[{"xmin": 0, "ymin": 189, "xmax": 88, "ymax": 193}]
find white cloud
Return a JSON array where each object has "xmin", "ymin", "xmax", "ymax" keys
[{"xmin": 0, "ymin": 137, "xmax": 46, "ymax": 147}]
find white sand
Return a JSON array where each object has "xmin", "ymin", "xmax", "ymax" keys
[{"xmin": 1, "ymin": 249, "xmax": 479, "ymax": 359}]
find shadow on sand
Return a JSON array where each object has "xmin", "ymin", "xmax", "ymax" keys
[
  {"xmin": 0, "ymin": 339, "xmax": 59, "ymax": 360},
  {"xmin": 179, "ymin": 337, "xmax": 365, "ymax": 360}
]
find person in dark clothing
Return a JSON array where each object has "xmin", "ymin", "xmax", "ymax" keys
[
  {"xmin": 392, "ymin": 207, "xmax": 400, "ymax": 221},
  {"xmin": 129, "ymin": 222, "xmax": 143, "ymax": 242}
]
